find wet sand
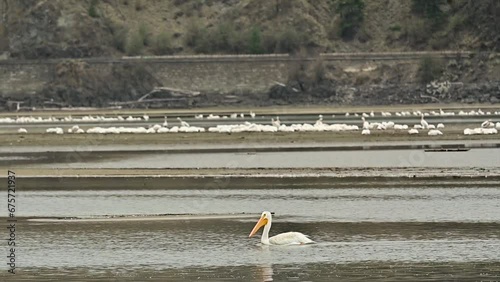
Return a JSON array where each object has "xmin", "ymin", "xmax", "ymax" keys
[{"xmin": 4, "ymin": 167, "xmax": 500, "ymax": 190}]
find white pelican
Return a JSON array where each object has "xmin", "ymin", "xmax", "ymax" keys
[
  {"xmin": 481, "ymin": 119, "xmax": 494, "ymax": 128},
  {"xmin": 420, "ymin": 114, "xmax": 429, "ymax": 129},
  {"xmin": 17, "ymin": 128, "xmax": 27, "ymax": 134},
  {"xmin": 315, "ymin": 115, "xmax": 323, "ymax": 126},
  {"xmin": 249, "ymin": 211, "xmax": 314, "ymax": 245},
  {"xmin": 428, "ymin": 129, "xmax": 443, "ymax": 136},
  {"xmin": 361, "ymin": 117, "xmax": 369, "ymax": 129},
  {"xmin": 271, "ymin": 117, "xmax": 281, "ymax": 127},
  {"xmin": 177, "ymin": 117, "xmax": 190, "ymax": 127},
  {"xmin": 408, "ymin": 128, "xmax": 419, "ymax": 135}
]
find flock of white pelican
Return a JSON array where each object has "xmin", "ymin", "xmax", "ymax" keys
[{"xmin": 6, "ymin": 108, "xmax": 500, "ymax": 136}]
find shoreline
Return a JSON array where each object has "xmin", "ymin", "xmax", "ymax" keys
[
  {"xmin": 2, "ymin": 131, "xmax": 499, "ymax": 148},
  {"xmin": 4, "ymin": 167, "xmax": 500, "ymax": 190}
]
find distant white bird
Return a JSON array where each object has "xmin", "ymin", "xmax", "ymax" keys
[
  {"xmin": 361, "ymin": 117, "xmax": 370, "ymax": 129},
  {"xmin": 177, "ymin": 117, "xmax": 190, "ymax": 127},
  {"xmin": 428, "ymin": 129, "xmax": 443, "ymax": 136},
  {"xmin": 437, "ymin": 123, "xmax": 445, "ymax": 129},
  {"xmin": 250, "ymin": 111, "xmax": 256, "ymax": 118},
  {"xmin": 394, "ymin": 124, "xmax": 408, "ymax": 130},
  {"xmin": 17, "ymin": 128, "xmax": 27, "ymax": 134},
  {"xmin": 420, "ymin": 114, "xmax": 429, "ymax": 129},
  {"xmin": 315, "ymin": 115, "xmax": 323, "ymax": 126},
  {"xmin": 157, "ymin": 127, "xmax": 170, "ymax": 133},
  {"xmin": 481, "ymin": 120, "xmax": 494, "ymax": 128},
  {"xmin": 271, "ymin": 117, "xmax": 281, "ymax": 127},
  {"xmin": 408, "ymin": 128, "xmax": 419, "ymax": 135},
  {"xmin": 163, "ymin": 116, "xmax": 168, "ymax": 127},
  {"xmin": 249, "ymin": 211, "xmax": 314, "ymax": 245},
  {"xmin": 361, "ymin": 128, "xmax": 371, "ymax": 135},
  {"xmin": 207, "ymin": 114, "xmax": 221, "ymax": 119},
  {"xmin": 143, "ymin": 115, "xmax": 149, "ymax": 121},
  {"xmin": 46, "ymin": 127, "xmax": 64, "ymax": 134},
  {"xmin": 151, "ymin": 124, "xmax": 162, "ymax": 131}
]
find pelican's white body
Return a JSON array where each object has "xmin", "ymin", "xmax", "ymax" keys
[{"xmin": 266, "ymin": 232, "xmax": 315, "ymax": 245}]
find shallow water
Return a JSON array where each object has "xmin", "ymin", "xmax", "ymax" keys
[
  {"xmin": 2, "ymin": 185, "xmax": 500, "ymax": 280},
  {"xmin": 6, "ymin": 148, "xmax": 500, "ymax": 168},
  {"xmin": 15, "ymin": 188, "xmax": 500, "ymax": 221}
]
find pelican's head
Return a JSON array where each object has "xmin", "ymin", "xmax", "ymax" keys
[{"xmin": 249, "ymin": 211, "xmax": 272, "ymax": 237}]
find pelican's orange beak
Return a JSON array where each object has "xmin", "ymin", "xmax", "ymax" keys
[{"xmin": 249, "ymin": 216, "xmax": 268, "ymax": 237}]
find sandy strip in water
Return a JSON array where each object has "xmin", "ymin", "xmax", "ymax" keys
[
  {"xmin": 25, "ymin": 213, "xmax": 260, "ymax": 223},
  {"xmin": 6, "ymin": 167, "xmax": 500, "ymax": 178}
]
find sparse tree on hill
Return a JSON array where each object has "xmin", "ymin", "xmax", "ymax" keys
[
  {"xmin": 248, "ymin": 26, "xmax": 263, "ymax": 54},
  {"xmin": 333, "ymin": 0, "xmax": 365, "ymax": 39}
]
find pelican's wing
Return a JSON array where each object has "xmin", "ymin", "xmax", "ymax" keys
[{"xmin": 268, "ymin": 232, "xmax": 314, "ymax": 245}]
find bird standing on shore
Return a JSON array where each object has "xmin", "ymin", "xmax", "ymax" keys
[
  {"xmin": 315, "ymin": 115, "xmax": 323, "ymax": 126},
  {"xmin": 361, "ymin": 117, "xmax": 370, "ymax": 129},
  {"xmin": 420, "ymin": 114, "xmax": 429, "ymax": 129},
  {"xmin": 271, "ymin": 117, "xmax": 281, "ymax": 127},
  {"xmin": 177, "ymin": 117, "xmax": 190, "ymax": 127},
  {"xmin": 481, "ymin": 119, "xmax": 493, "ymax": 128}
]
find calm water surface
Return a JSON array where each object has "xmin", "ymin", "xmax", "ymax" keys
[
  {"xmin": 2, "ymin": 186, "xmax": 500, "ymax": 280},
  {"xmin": 28, "ymin": 148, "xmax": 500, "ymax": 168}
]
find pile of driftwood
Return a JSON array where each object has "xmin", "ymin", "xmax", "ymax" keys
[{"xmin": 110, "ymin": 87, "xmax": 201, "ymax": 108}]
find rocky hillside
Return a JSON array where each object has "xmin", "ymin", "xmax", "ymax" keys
[
  {"xmin": 1, "ymin": 0, "xmax": 499, "ymax": 59},
  {"xmin": 0, "ymin": 0, "xmax": 499, "ymax": 109}
]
